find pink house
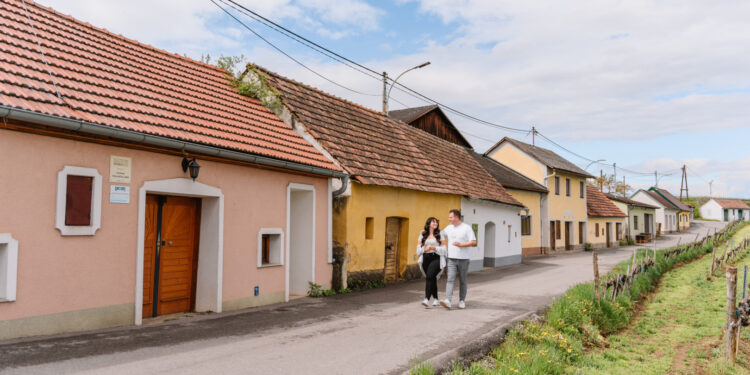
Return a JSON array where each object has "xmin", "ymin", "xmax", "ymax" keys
[{"xmin": 0, "ymin": 0, "xmax": 343, "ymax": 339}]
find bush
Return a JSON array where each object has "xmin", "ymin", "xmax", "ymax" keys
[
  {"xmin": 307, "ymin": 282, "xmax": 336, "ymax": 297},
  {"xmin": 584, "ymin": 243, "xmax": 593, "ymax": 251},
  {"xmin": 619, "ymin": 240, "xmax": 628, "ymax": 246}
]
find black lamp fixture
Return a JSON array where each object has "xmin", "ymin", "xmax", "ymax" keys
[{"xmin": 181, "ymin": 157, "xmax": 201, "ymax": 181}]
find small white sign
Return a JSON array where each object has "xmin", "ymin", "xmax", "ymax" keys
[
  {"xmin": 110, "ymin": 185, "xmax": 130, "ymax": 204},
  {"xmin": 110, "ymin": 156, "xmax": 132, "ymax": 183}
]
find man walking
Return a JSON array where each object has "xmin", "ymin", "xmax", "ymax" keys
[{"xmin": 440, "ymin": 209, "xmax": 476, "ymax": 309}]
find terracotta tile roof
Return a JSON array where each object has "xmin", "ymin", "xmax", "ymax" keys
[
  {"xmin": 714, "ymin": 199, "xmax": 750, "ymax": 210},
  {"xmin": 604, "ymin": 193, "xmax": 659, "ymax": 209},
  {"xmin": 486, "ymin": 137, "xmax": 594, "ymax": 178},
  {"xmin": 587, "ymin": 185, "xmax": 627, "ymax": 217},
  {"xmin": 649, "ymin": 188, "xmax": 691, "ymax": 211},
  {"xmin": 0, "ymin": 0, "xmax": 338, "ymax": 171},
  {"xmin": 471, "ymin": 153, "xmax": 548, "ymax": 193},
  {"xmin": 257, "ymin": 65, "xmax": 523, "ymax": 207}
]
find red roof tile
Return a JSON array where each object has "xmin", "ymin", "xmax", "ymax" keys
[
  {"xmin": 649, "ymin": 188, "xmax": 691, "ymax": 211},
  {"xmin": 714, "ymin": 199, "xmax": 750, "ymax": 210},
  {"xmin": 587, "ymin": 185, "xmax": 627, "ymax": 217},
  {"xmin": 256, "ymin": 65, "xmax": 523, "ymax": 207},
  {"xmin": 0, "ymin": 0, "xmax": 338, "ymax": 171}
]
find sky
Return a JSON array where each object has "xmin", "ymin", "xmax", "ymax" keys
[{"xmin": 40, "ymin": 0, "xmax": 750, "ymax": 198}]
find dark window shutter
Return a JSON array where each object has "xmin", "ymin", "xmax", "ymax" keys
[{"xmin": 65, "ymin": 175, "xmax": 93, "ymax": 226}]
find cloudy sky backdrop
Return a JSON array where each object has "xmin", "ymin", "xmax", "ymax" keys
[{"xmin": 41, "ymin": 0, "xmax": 750, "ymax": 197}]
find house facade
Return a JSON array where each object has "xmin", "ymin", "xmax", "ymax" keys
[
  {"xmin": 255, "ymin": 68, "xmax": 525, "ymax": 287},
  {"xmin": 649, "ymin": 188, "xmax": 692, "ymax": 231},
  {"xmin": 700, "ymin": 199, "xmax": 750, "ymax": 222},
  {"xmin": 605, "ymin": 193, "xmax": 658, "ymax": 242},
  {"xmin": 485, "ymin": 138, "xmax": 593, "ymax": 252},
  {"xmin": 586, "ymin": 186, "xmax": 627, "ymax": 248},
  {"xmin": 0, "ymin": 1, "xmax": 342, "ymax": 340},
  {"xmin": 631, "ymin": 189, "xmax": 678, "ymax": 234}
]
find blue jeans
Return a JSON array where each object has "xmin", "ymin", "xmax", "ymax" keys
[{"xmin": 445, "ymin": 258, "xmax": 469, "ymax": 302}]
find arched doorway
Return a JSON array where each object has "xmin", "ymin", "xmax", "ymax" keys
[{"xmin": 483, "ymin": 222, "xmax": 496, "ymax": 267}]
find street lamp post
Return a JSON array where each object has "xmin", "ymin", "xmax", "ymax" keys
[
  {"xmin": 584, "ymin": 159, "xmax": 605, "ymax": 171},
  {"xmin": 382, "ymin": 62, "xmax": 430, "ymax": 113}
]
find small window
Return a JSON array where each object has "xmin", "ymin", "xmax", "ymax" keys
[
  {"xmin": 555, "ymin": 176, "xmax": 560, "ymax": 195},
  {"xmin": 521, "ymin": 215, "xmax": 531, "ymax": 236},
  {"xmin": 472, "ymin": 223, "xmax": 479, "ymax": 242},
  {"xmin": 634, "ymin": 216, "xmax": 639, "ymax": 230},
  {"xmin": 0, "ymin": 234, "xmax": 18, "ymax": 302},
  {"xmin": 556, "ymin": 221, "xmax": 561, "ymax": 240},
  {"xmin": 579, "ymin": 181, "xmax": 584, "ymax": 199},
  {"xmin": 257, "ymin": 229, "xmax": 283, "ymax": 267},
  {"xmin": 508, "ymin": 225, "xmax": 511, "ymax": 243},
  {"xmin": 595, "ymin": 223, "xmax": 600, "ymax": 237},
  {"xmin": 56, "ymin": 166, "xmax": 102, "ymax": 236},
  {"xmin": 365, "ymin": 217, "xmax": 374, "ymax": 240},
  {"xmin": 565, "ymin": 178, "xmax": 571, "ymax": 197}
]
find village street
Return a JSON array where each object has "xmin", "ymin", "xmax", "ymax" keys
[{"xmin": 0, "ymin": 220, "xmax": 725, "ymax": 375}]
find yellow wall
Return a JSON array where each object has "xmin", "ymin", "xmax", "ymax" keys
[
  {"xmin": 487, "ymin": 144, "xmax": 546, "ymax": 183},
  {"xmin": 333, "ymin": 182, "xmax": 461, "ymax": 274},
  {"xmin": 587, "ymin": 217, "xmax": 626, "ymax": 247},
  {"xmin": 548, "ymin": 171, "xmax": 588, "ymax": 249},
  {"xmin": 679, "ymin": 211, "xmax": 690, "ymax": 230},
  {"xmin": 507, "ymin": 188, "xmax": 543, "ymax": 250}
]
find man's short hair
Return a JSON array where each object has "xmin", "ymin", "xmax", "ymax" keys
[{"xmin": 449, "ymin": 209, "xmax": 461, "ymax": 218}]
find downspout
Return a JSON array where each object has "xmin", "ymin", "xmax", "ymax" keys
[{"xmin": 332, "ymin": 174, "xmax": 350, "ymax": 197}]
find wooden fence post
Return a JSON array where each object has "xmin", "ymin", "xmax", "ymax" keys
[
  {"xmin": 593, "ymin": 250, "xmax": 600, "ymax": 304},
  {"xmin": 726, "ymin": 265, "xmax": 738, "ymax": 363}
]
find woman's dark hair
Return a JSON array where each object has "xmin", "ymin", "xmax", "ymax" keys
[{"xmin": 420, "ymin": 217, "xmax": 441, "ymax": 245}]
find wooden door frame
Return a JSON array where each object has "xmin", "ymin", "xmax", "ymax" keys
[
  {"xmin": 606, "ymin": 222, "xmax": 612, "ymax": 247},
  {"xmin": 135, "ymin": 178, "xmax": 224, "ymax": 326},
  {"xmin": 550, "ymin": 220, "xmax": 556, "ymax": 250},
  {"xmin": 564, "ymin": 221, "xmax": 571, "ymax": 250}
]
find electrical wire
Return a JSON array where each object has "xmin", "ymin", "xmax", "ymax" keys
[{"xmin": 210, "ymin": 0, "xmax": 379, "ymax": 96}]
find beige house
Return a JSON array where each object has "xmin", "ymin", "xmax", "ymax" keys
[
  {"xmin": 605, "ymin": 193, "xmax": 658, "ymax": 243},
  {"xmin": 485, "ymin": 138, "xmax": 594, "ymax": 252},
  {"xmin": 586, "ymin": 186, "xmax": 628, "ymax": 249}
]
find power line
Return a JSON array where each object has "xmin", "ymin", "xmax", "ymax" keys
[{"xmin": 210, "ymin": 0, "xmax": 379, "ymax": 96}]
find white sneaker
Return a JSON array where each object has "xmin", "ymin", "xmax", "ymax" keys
[
  {"xmin": 458, "ymin": 300, "xmax": 466, "ymax": 309},
  {"xmin": 433, "ymin": 300, "xmax": 440, "ymax": 307},
  {"xmin": 440, "ymin": 299, "xmax": 451, "ymax": 309},
  {"xmin": 422, "ymin": 298, "xmax": 430, "ymax": 307}
]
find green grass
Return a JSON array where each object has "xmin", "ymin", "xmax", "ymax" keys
[{"xmin": 409, "ymin": 222, "xmax": 749, "ymax": 375}]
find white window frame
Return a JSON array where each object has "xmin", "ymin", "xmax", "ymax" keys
[
  {"xmin": 258, "ymin": 228, "xmax": 284, "ymax": 268},
  {"xmin": 56, "ymin": 166, "xmax": 102, "ymax": 236},
  {"xmin": 0, "ymin": 233, "xmax": 18, "ymax": 302}
]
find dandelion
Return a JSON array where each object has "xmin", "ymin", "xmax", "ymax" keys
[{"xmin": 567, "ymin": 349, "xmax": 572, "ymax": 353}]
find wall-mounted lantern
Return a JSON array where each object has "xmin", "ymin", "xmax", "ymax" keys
[{"xmin": 181, "ymin": 157, "xmax": 201, "ymax": 181}]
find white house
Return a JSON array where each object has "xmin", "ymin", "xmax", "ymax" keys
[
  {"xmin": 631, "ymin": 189, "xmax": 678, "ymax": 234},
  {"xmin": 461, "ymin": 198, "xmax": 523, "ymax": 272},
  {"xmin": 700, "ymin": 199, "xmax": 750, "ymax": 222}
]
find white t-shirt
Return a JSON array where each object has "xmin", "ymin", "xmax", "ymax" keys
[{"xmin": 441, "ymin": 223, "xmax": 476, "ymax": 259}]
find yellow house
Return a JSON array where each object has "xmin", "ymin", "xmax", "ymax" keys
[
  {"xmin": 471, "ymin": 153, "xmax": 549, "ymax": 256},
  {"xmin": 256, "ymin": 66, "xmax": 524, "ymax": 289},
  {"xmin": 485, "ymin": 137, "xmax": 594, "ymax": 252},
  {"xmin": 586, "ymin": 186, "xmax": 628, "ymax": 248}
]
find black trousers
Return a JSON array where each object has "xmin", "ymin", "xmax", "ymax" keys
[{"xmin": 422, "ymin": 252, "xmax": 441, "ymax": 299}]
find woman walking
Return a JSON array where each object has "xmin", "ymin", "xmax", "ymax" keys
[{"xmin": 417, "ymin": 217, "xmax": 447, "ymax": 307}]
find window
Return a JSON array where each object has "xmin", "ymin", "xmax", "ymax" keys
[
  {"xmin": 556, "ymin": 221, "xmax": 561, "ymax": 240},
  {"xmin": 257, "ymin": 228, "xmax": 283, "ymax": 267},
  {"xmin": 634, "ymin": 216, "xmax": 639, "ymax": 230},
  {"xmin": 616, "ymin": 223, "xmax": 622, "ymax": 240},
  {"xmin": 472, "ymin": 223, "xmax": 479, "ymax": 242},
  {"xmin": 508, "ymin": 225, "xmax": 512, "ymax": 242},
  {"xmin": 555, "ymin": 176, "xmax": 560, "ymax": 195},
  {"xmin": 580, "ymin": 181, "xmax": 584, "ymax": 199},
  {"xmin": 0, "ymin": 234, "xmax": 18, "ymax": 302},
  {"xmin": 565, "ymin": 178, "xmax": 571, "ymax": 197},
  {"xmin": 56, "ymin": 166, "xmax": 102, "ymax": 236},
  {"xmin": 595, "ymin": 223, "xmax": 600, "ymax": 237},
  {"xmin": 521, "ymin": 215, "xmax": 531, "ymax": 236},
  {"xmin": 365, "ymin": 217, "xmax": 374, "ymax": 239}
]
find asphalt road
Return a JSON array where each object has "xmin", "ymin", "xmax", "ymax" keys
[{"xmin": 0, "ymin": 220, "xmax": 726, "ymax": 375}]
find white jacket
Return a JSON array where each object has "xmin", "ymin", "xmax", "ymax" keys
[{"xmin": 416, "ymin": 234, "xmax": 447, "ymax": 278}]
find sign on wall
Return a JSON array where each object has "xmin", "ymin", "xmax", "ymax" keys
[
  {"xmin": 110, "ymin": 185, "xmax": 130, "ymax": 204},
  {"xmin": 109, "ymin": 156, "xmax": 132, "ymax": 183}
]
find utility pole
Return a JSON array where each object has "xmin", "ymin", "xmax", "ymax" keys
[
  {"xmin": 532, "ymin": 126, "xmax": 536, "ymax": 146},
  {"xmin": 622, "ymin": 176, "xmax": 626, "ymax": 197},
  {"xmin": 600, "ymin": 169, "xmax": 604, "ymax": 192},
  {"xmin": 709, "ymin": 180, "xmax": 714, "ymax": 198},
  {"xmin": 679, "ymin": 164, "xmax": 689, "ymax": 201},
  {"xmin": 613, "ymin": 163, "xmax": 616, "ymax": 190},
  {"xmin": 654, "ymin": 170, "xmax": 658, "ymax": 187},
  {"xmin": 381, "ymin": 72, "xmax": 388, "ymax": 113}
]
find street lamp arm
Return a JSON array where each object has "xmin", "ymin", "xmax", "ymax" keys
[
  {"xmin": 385, "ymin": 62, "xmax": 430, "ymax": 113},
  {"xmin": 584, "ymin": 159, "xmax": 606, "ymax": 171}
]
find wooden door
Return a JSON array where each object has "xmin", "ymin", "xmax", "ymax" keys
[
  {"xmin": 142, "ymin": 195, "xmax": 200, "ymax": 318},
  {"xmin": 549, "ymin": 221, "xmax": 556, "ymax": 250},
  {"xmin": 564, "ymin": 222, "xmax": 571, "ymax": 250},
  {"xmin": 384, "ymin": 218, "xmax": 401, "ymax": 282},
  {"xmin": 578, "ymin": 222, "xmax": 584, "ymax": 244},
  {"xmin": 606, "ymin": 223, "xmax": 612, "ymax": 248}
]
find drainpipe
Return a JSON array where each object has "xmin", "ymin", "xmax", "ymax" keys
[{"xmin": 332, "ymin": 174, "xmax": 350, "ymax": 197}]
